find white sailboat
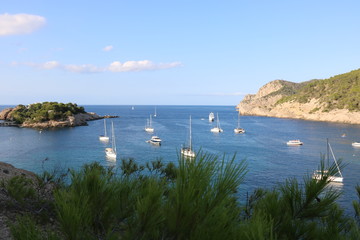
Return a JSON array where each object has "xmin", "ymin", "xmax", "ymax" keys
[
  {"xmin": 313, "ymin": 140, "xmax": 343, "ymax": 183},
  {"xmin": 144, "ymin": 114, "xmax": 154, "ymax": 132},
  {"xmin": 99, "ymin": 119, "xmax": 110, "ymax": 141},
  {"xmin": 211, "ymin": 113, "xmax": 223, "ymax": 133},
  {"xmin": 209, "ymin": 112, "xmax": 215, "ymax": 122},
  {"xmin": 105, "ymin": 121, "xmax": 117, "ymax": 159},
  {"xmin": 234, "ymin": 112, "xmax": 245, "ymax": 134},
  {"xmin": 181, "ymin": 115, "xmax": 196, "ymax": 158},
  {"xmin": 154, "ymin": 107, "xmax": 157, "ymax": 117}
]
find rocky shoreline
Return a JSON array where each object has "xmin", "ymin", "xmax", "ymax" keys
[
  {"xmin": 237, "ymin": 80, "xmax": 360, "ymax": 125},
  {"xmin": 0, "ymin": 107, "xmax": 118, "ymax": 129}
]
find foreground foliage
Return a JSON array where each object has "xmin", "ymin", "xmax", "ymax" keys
[{"xmin": 4, "ymin": 153, "xmax": 360, "ymax": 239}]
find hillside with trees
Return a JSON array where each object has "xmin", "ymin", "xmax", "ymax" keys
[
  {"xmin": 237, "ymin": 68, "xmax": 360, "ymax": 124},
  {"xmin": 277, "ymin": 69, "xmax": 360, "ymax": 112},
  {"xmin": 0, "ymin": 102, "xmax": 103, "ymax": 128}
]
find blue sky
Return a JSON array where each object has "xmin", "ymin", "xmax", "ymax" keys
[{"xmin": 1, "ymin": 1, "xmax": 360, "ymax": 105}]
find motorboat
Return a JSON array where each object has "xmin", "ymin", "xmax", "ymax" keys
[
  {"xmin": 147, "ymin": 136, "xmax": 162, "ymax": 145},
  {"xmin": 352, "ymin": 142, "xmax": 360, "ymax": 147},
  {"xmin": 286, "ymin": 140, "xmax": 303, "ymax": 146}
]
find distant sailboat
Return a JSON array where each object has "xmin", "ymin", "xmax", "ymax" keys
[
  {"xmin": 105, "ymin": 121, "xmax": 117, "ymax": 159},
  {"xmin": 154, "ymin": 107, "xmax": 157, "ymax": 117},
  {"xmin": 210, "ymin": 113, "xmax": 223, "ymax": 133},
  {"xmin": 145, "ymin": 115, "xmax": 154, "ymax": 132},
  {"xmin": 181, "ymin": 115, "xmax": 196, "ymax": 158},
  {"xmin": 99, "ymin": 119, "xmax": 110, "ymax": 142},
  {"xmin": 313, "ymin": 139, "xmax": 343, "ymax": 183},
  {"xmin": 234, "ymin": 112, "xmax": 245, "ymax": 134},
  {"xmin": 209, "ymin": 112, "xmax": 215, "ymax": 122}
]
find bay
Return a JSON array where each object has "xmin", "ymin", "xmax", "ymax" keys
[{"xmin": 1, "ymin": 105, "xmax": 360, "ymax": 214}]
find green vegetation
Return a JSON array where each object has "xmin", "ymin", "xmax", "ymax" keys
[
  {"xmin": 11, "ymin": 102, "xmax": 86, "ymax": 124},
  {"xmin": 276, "ymin": 69, "xmax": 360, "ymax": 112},
  {"xmin": 3, "ymin": 154, "xmax": 360, "ymax": 239}
]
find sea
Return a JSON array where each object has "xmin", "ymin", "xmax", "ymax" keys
[{"xmin": 1, "ymin": 105, "xmax": 360, "ymax": 215}]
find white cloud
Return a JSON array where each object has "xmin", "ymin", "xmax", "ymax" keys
[
  {"xmin": 103, "ymin": 45, "xmax": 113, "ymax": 51},
  {"xmin": 13, "ymin": 60, "xmax": 181, "ymax": 73},
  {"xmin": 108, "ymin": 60, "xmax": 181, "ymax": 72},
  {"xmin": 0, "ymin": 13, "xmax": 46, "ymax": 36}
]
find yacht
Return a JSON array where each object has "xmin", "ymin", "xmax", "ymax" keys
[
  {"xmin": 286, "ymin": 140, "xmax": 303, "ymax": 146},
  {"xmin": 99, "ymin": 119, "xmax": 110, "ymax": 142},
  {"xmin": 313, "ymin": 140, "xmax": 343, "ymax": 183},
  {"xmin": 209, "ymin": 112, "xmax": 215, "ymax": 122},
  {"xmin": 181, "ymin": 115, "xmax": 196, "ymax": 158},
  {"xmin": 147, "ymin": 136, "xmax": 162, "ymax": 145},
  {"xmin": 352, "ymin": 142, "xmax": 360, "ymax": 147},
  {"xmin": 234, "ymin": 112, "xmax": 245, "ymax": 134},
  {"xmin": 105, "ymin": 121, "xmax": 117, "ymax": 159},
  {"xmin": 210, "ymin": 113, "xmax": 223, "ymax": 133},
  {"xmin": 144, "ymin": 114, "xmax": 154, "ymax": 132}
]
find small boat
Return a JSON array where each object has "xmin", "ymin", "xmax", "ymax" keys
[
  {"xmin": 147, "ymin": 136, "xmax": 162, "ymax": 145},
  {"xmin": 234, "ymin": 112, "xmax": 245, "ymax": 134},
  {"xmin": 209, "ymin": 112, "xmax": 215, "ymax": 122},
  {"xmin": 352, "ymin": 142, "xmax": 360, "ymax": 147},
  {"xmin": 286, "ymin": 140, "xmax": 303, "ymax": 146},
  {"xmin": 181, "ymin": 115, "xmax": 196, "ymax": 158},
  {"xmin": 313, "ymin": 140, "xmax": 343, "ymax": 183},
  {"xmin": 99, "ymin": 119, "xmax": 110, "ymax": 142},
  {"xmin": 341, "ymin": 133, "xmax": 346, "ymax": 137},
  {"xmin": 105, "ymin": 121, "xmax": 117, "ymax": 159},
  {"xmin": 154, "ymin": 107, "xmax": 157, "ymax": 117},
  {"xmin": 144, "ymin": 114, "xmax": 154, "ymax": 132},
  {"xmin": 211, "ymin": 113, "xmax": 223, "ymax": 133}
]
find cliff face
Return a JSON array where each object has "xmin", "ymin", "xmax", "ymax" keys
[{"xmin": 237, "ymin": 80, "xmax": 360, "ymax": 124}]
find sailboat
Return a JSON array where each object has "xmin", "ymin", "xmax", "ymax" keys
[
  {"xmin": 209, "ymin": 112, "xmax": 215, "ymax": 122},
  {"xmin": 181, "ymin": 115, "xmax": 196, "ymax": 158},
  {"xmin": 234, "ymin": 112, "xmax": 245, "ymax": 134},
  {"xmin": 312, "ymin": 139, "xmax": 343, "ymax": 183},
  {"xmin": 145, "ymin": 114, "xmax": 154, "ymax": 132},
  {"xmin": 154, "ymin": 107, "xmax": 157, "ymax": 117},
  {"xmin": 99, "ymin": 119, "xmax": 110, "ymax": 141},
  {"xmin": 105, "ymin": 121, "xmax": 117, "ymax": 159},
  {"xmin": 211, "ymin": 113, "xmax": 223, "ymax": 133}
]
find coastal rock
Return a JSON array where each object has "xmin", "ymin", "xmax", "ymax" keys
[
  {"xmin": 21, "ymin": 112, "xmax": 102, "ymax": 128},
  {"xmin": 0, "ymin": 107, "xmax": 105, "ymax": 129},
  {"xmin": 237, "ymin": 80, "xmax": 360, "ymax": 124}
]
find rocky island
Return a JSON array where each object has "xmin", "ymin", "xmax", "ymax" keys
[
  {"xmin": 237, "ymin": 68, "xmax": 360, "ymax": 124},
  {"xmin": 0, "ymin": 102, "xmax": 115, "ymax": 128}
]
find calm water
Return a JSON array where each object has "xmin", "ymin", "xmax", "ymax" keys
[{"xmin": 1, "ymin": 105, "xmax": 360, "ymax": 214}]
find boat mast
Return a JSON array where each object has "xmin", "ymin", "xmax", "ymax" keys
[
  {"xmin": 104, "ymin": 119, "xmax": 107, "ymax": 136},
  {"xmin": 189, "ymin": 115, "xmax": 192, "ymax": 150},
  {"xmin": 328, "ymin": 141, "xmax": 343, "ymax": 178},
  {"xmin": 112, "ymin": 121, "xmax": 116, "ymax": 154}
]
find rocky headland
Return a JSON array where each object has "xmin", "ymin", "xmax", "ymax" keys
[
  {"xmin": 237, "ymin": 69, "xmax": 360, "ymax": 124},
  {"xmin": 0, "ymin": 103, "xmax": 118, "ymax": 129}
]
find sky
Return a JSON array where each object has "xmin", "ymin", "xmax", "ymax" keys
[{"xmin": 1, "ymin": 0, "xmax": 360, "ymax": 106}]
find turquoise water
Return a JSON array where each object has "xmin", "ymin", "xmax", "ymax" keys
[{"xmin": 1, "ymin": 105, "xmax": 360, "ymax": 214}]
